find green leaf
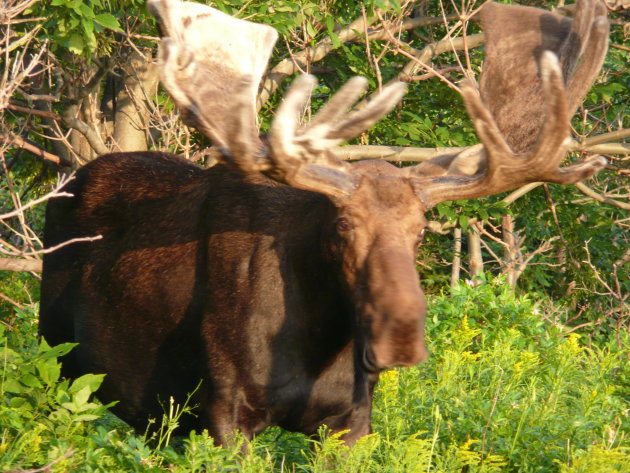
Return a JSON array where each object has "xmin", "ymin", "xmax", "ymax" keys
[
  {"xmin": 37, "ymin": 358, "xmax": 61, "ymax": 385},
  {"xmin": 36, "ymin": 342, "xmax": 76, "ymax": 360},
  {"xmin": 67, "ymin": 33, "xmax": 85, "ymax": 54},
  {"xmin": 9, "ymin": 397, "xmax": 27, "ymax": 408},
  {"xmin": 74, "ymin": 385, "xmax": 92, "ymax": 407},
  {"xmin": 70, "ymin": 373, "xmax": 105, "ymax": 394},
  {"xmin": 95, "ymin": 13, "xmax": 121, "ymax": 31},
  {"xmin": 459, "ymin": 214, "xmax": 469, "ymax": 231},
  {"xmin": 78, "ymin": 2, "xmax": 96, "ymax": 19},
  {"xmin": 72, "ymin": 414, "xmax": 101, "ymax": 422},
  {"xmin": 2, "ymin": 378, "xmax": 23, "ymax": 394},
  {"xmin": 21, "ymin": 373, "xmax": 42, "ymax": 388},
  {"xmin": 329, "ymin": 31, "xmax": 341, "ymax": 48},
  {"xmin": 305, "ymin": 21, "xmax": 317, "ymax": 38}
]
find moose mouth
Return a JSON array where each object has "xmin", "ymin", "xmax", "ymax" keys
[{"xmin": 362, "ymin": 346, "xmax": 381, "ymax": 373}]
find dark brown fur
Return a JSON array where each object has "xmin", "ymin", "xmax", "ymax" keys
[{"xmin": 40, "ymin": 153, "xmax": 428, "ymax": 444}]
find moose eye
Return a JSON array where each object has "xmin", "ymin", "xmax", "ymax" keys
[{"xmin": 336, "ymin": 217, "xmax": 353, "ymax": 233}]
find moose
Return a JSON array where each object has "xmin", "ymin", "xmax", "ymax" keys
[{"xmin": 39, "ymin": 0, "xmax": 608, "ymax": 445}]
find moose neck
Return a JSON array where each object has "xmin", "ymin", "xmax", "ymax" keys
[{"xmin": 267, "ymin": 185, "xmax": 357, "ymax": 369}]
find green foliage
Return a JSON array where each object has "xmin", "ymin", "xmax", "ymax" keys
[
  {"xmin": 0, "ymin": 316, "xmax": 110, "ymax": 470},
  {"xmin": 380, "ymin": 279, "xmax": 629, "ymax": 472},
  {"xmin": 1, "ymin": 278, "xmax": 627, "ymax": 471},
  {"xmin": 26, "ymin": 0, "xmax": 135, "ymax": 56}
]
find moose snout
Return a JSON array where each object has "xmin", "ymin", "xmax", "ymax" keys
[
  {"xmin": 364, "ymin": 285, "xmax": 429, "ymax": 369},
  {"xmin": 370, "ymin": 317, "xmax": 429, "ymax": 368}
]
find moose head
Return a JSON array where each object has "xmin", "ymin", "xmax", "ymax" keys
[{"xmin": 147, "ymin": 0, "xmax": 608, "ymax": 371}]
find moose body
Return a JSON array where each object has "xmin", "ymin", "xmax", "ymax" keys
[
  {"xmin": 40, "ymin": 151, "xmax": 428, "ymax": 442},
  {"xmin": 39, "ymin": 0, "xmax": 608, "ymax": 445}
]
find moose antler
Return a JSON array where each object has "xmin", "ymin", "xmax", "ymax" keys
[
  {"xmin": 149, "ymin": 0, "xmax": 406, "ymax": 199},
  {"xmin": 147, "ymin": 0, "xmax": 277, "ymax": 170},
  {"xmin": 407, "ymin": 0, "xmax": 609, "ymax": 207},
  {"xmin": 268, "ymin": 75, "xmax": 406, "ymax": 198}
]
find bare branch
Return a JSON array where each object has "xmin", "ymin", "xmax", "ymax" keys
[
  {"xmin": 333, "ymin": 145, "xmax": 466, "ymax": 162},
  {"xmin": 574, "ymin": 182, "xmax": 630, "ymax": 210},
  {"xmin": 0, "ymin": 132, "xmax": 64, "ymax": 164},
  {"xmin": 61, "ymin": 106, "xmax": 109, "ymax": 155},
  {"xmin": 0, "ymin": 175, "xmax": 74, "ymax": 220},
  {"xmin": 0, "ymin": 258, "xmax": 42, "ymax": 272},
  {"xmin": 579, "ymin": 127, "xmax": 630, "ymax": 147}
]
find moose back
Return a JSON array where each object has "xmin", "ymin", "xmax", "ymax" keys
[{"xmin": 39, "ymin": 0, "xmax": 608, "ymax": 445}]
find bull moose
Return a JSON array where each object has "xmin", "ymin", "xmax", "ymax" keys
[{"xmin": 39, "ymin": 0, "xmax": 608, "ymax": 445}]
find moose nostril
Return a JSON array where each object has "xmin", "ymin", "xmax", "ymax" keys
[
  {"xmin": 370, "ymin": 321, "xmax": 428, "ymax": 368},
  {"xmin": 362, "ymin": 346, "xmax": 381, "ymax": 373}
]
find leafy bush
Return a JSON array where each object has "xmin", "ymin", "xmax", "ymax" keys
[{"xmin": 1, "ymin": 278, "xmax": 627, "ymax": 471}]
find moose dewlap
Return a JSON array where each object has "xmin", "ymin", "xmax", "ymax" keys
[{"xmin": 39, "ymin": 0, "xmax": 608, "ymax": 445}]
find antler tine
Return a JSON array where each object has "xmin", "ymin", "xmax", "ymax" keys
[
  {"xmin": 417, "ymin": 51, "xmax": 606, "ymax": 208},
  {"xmin": 269, "ymin": 74, "xmax": 318, "ymax": 167},
  {"xmin": 530, "ymin": 52, "xmax": 570, "ymax": 165},
  {"xmin": 565, "ymin": 5, "xmax": 610, "ymax": 113},
  {"xmin": 459, "ymin": 80, "xmax": 512, "ymax": 163},
  {"xmin": 308, "ymin": 76, "xmax": 369, "ymax": 130},
  {"xmin": 559, "ymin": 0, "xmax": 596, "ymax": 80},
  {"xmin": 326, "ymin": 82, "xmax": 408, "ymax": 142},
  {"xmin": 266, "ymin": 76, "xmax": 406, "ymax": 200}
]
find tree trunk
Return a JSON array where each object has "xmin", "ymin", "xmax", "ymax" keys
[
  {"xmin": 502, "ymin": 214, "xmax": 522, "ymax": 287},
  {"xmin": 451, "ymin": 227, "xmax": 462, "ymax": 289},
  {"xmin": 110, "ymin": 51, "xmax": 159, "ymax": 152},
  {"xmin": 468, "ymin": 225, "xmax": 483, "ymax": 281}
]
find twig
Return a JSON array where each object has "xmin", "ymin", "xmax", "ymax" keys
[
  {"xmin": 0, "ymin": 291, "xmax": 26, "ymax": 309},
  {"xmin": 573, "ymin": 182, "xmax": 630, "ymax": 210},
  {"xmin": 610, "ymin": 43, "xmax": 630, "ymax": 52},
  {"xmin": 6, "ymin": 235, "xmax": 103, "ymax": 259},
  {"xmin": 6, "ymin": 102, "xmax": 62, "ymax": 120},
  {"xmin": 0, "ymin": 175, "xmax": 74, "ymax": 220},
  {"xmin": 402, "ymin": 66, "xmax": 461, "ymax": 82},
  {"xmin": 0, "ymin": 132, "xmax": 64, "ymax": 164},
  {"xmin": 6, "ymin": 447, "xmax": 77, "ymax": 473}
]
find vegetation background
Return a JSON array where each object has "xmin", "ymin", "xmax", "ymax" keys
[{"xmin": 0, "ymin": 0, "xmax": 628, "ymax": 471}]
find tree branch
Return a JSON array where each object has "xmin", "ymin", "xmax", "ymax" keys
[
  {"xmin": 0, "ymin": 132, "xmax": 64, "ymax": 164},
  {"xmin": 257, "ymin": 13, "xmax": 467, "ymax": 109},
  {"xmin": 332, "ymin": 144, "xmax": 464, "ymax": 161},
  {"xmin": 578, "ymin": 128, "xmax": 630, "ymax": 147},
  {"xmin": 0, "ymin": 258, "xmax": 42, "ymax": 272},
  {"xmin": 61, "ymin": 105, "xmax": 109, "ymax": 155},
  {"xmin": 573, "ymin": 182, "xmax": 630, "ymax": 210}
]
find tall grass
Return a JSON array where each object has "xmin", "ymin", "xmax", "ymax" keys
[{"xmin": 1, "ymin": 277, "xmax": 628, "ymax": 472}]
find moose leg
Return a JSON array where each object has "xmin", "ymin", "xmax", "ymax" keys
[
  {"xmin": 201, "ymin": 389, "xmax": 271, "ymax": 447},
  {"xmin": 320, "ymin": 398, "xmax": 373, "ymax": 446}
]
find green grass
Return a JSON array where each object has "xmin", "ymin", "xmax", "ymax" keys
[{"xmin": 1, "ymin": 277, "xmax": 628, "ymax": 472}]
